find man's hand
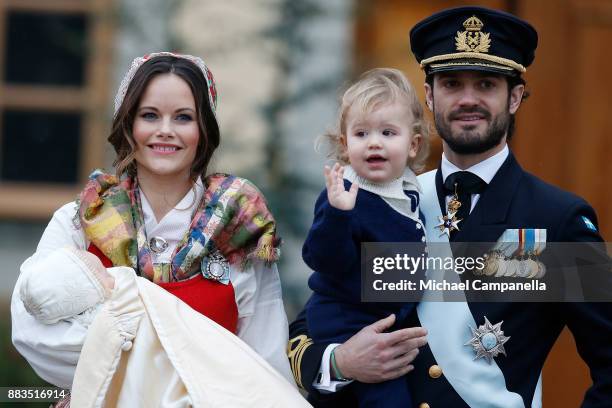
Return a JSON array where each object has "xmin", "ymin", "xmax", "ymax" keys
[
  {"xmin": 333, "ymin": 314, "xmax": 427, "ymax": 383},
  {"xmin": 325, "ymin": 163, "xmax": 359, "ymax": 210}
]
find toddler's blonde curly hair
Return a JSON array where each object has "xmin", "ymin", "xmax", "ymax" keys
[{"xmin": 321, "ymin": 68, "xmax": 430, "ymax": 173}]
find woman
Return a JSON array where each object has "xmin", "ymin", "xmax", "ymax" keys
[{"xmin": 11, "ymin": 52, "xmax": 307, "ymax": 407}]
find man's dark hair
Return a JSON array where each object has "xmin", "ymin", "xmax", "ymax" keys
[{"xmin": 425, "ymin": 73, "xmax": 529, "ymax": 140}]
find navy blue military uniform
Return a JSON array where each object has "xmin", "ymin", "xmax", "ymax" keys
[
  {"xmin": 287, "ymin": 6, "xmax": 611, "ymax": 408},
  {"xmin": 405, "ymin": 154, "xmax": 610, "ymax": 407}
]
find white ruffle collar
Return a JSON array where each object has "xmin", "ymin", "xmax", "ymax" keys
[{"xmin": 342, "ymin": 165, "xmax": 421, "ymax": 200}]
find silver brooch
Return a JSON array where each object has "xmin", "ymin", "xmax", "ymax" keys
[
  {"xmin": 202, "ymin": 250, "xmax": 230, "ymax": 284},
  {"xmin": 149, "ymin": 236, "xmax": 169, "ymax": 253},
  {"xmin": 465, "ymin": 316, "xmax": 510, "ymax": 364}
]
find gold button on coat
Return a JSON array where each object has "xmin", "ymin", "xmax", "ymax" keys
[
  {"xmin": 428, "ymin": 364, "xmax": 443, "ymax": 378},
  {"xmin": 419, "ymin": 403, "xmax": 430, "ymax": 408}
]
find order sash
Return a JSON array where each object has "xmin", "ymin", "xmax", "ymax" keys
[{"xmin": 417, "ymin": 169, "xmax": 534, "ymax": 408}]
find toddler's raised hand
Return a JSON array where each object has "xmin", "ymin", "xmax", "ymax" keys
[{"xmin": 324, "ymin": 163, "xmax": 359, "ymax": 210}]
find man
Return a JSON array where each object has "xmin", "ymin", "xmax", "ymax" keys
[{"xmin": 288, "ymin": 6, "xmax": 610, "ymax": 407}]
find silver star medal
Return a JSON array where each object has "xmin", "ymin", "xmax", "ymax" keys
[
  {"xmin": 436, "ymin": 211, "xmax": 461, "ymax": 237},
  {"xmin": 465, "ymin": 316, "xmax": 510, "ymax": 364}
]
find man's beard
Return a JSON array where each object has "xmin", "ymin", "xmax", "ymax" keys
[{"xmin": 434, "ymin": 105, "xmax": 510, "ymax": 155}]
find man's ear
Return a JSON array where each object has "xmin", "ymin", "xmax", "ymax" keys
[
  {"xmin": 424, "ymin": 83, "xmax": 434, "ymax": 111},
  {"xmin": 509, "ymin": 84, "xmax": 524, "ymax": 114}
]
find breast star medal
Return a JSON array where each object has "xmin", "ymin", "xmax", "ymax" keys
[
  {"xmin": 436, "ymin": 191, "xmax": 462, "ymax": 237},
  {"xmin": 465, "ymin": 316, "xmax": 510, "ymax": 364}
]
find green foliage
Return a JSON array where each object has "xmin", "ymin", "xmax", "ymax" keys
[{"xmin": 256, "ymin": 0, "xmax": 341, "ymax": 237}]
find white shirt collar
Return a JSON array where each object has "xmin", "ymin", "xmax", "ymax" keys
[
  {"xmin": 140, "ymin": 177, "xmax": 205, "ymax": 231},
  {"xmin": 138, "ymin": 178, "xmax": 205, "ymax": 262},
  {"xmin": 441, "ymin": 144, "xmax": 509, "ymax": 184},
  {"xmin": 343, "ymin": 165, "xmax": 421, "ymax": 200}
]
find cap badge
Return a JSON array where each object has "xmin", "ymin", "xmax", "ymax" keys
[{"xmin": 455, "ymin": 16, "xmax": 491, "ymax": 53}]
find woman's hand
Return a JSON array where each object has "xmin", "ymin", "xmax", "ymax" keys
[
  {"xmin": 333, "ymin": 314, "xmax": 428, "ymax": 383},
  {"xmin": 325, "ymin": 163, "xmax": 359, "ymax": 210}
]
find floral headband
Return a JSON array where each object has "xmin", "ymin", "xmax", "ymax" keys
[{"xmin": 113, "ymin": 51, "xmax": 218, "ymax": 118}]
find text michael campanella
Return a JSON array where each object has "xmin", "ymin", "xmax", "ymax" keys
[{"xmin": 370, "ymin": 254, "xmax": 547, "ymax": 293}]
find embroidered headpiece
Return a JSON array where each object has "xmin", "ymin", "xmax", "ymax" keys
[{"xmin": 113, "ymin": 51, "xmax": 218, "ymax": 118}]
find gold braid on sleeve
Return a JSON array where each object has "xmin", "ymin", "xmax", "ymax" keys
[{"xmin": 287, "ymin": 334, "xmax": 314, "ymax": 389}]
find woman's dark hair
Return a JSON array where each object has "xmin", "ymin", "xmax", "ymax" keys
[{"xmin": 109, "ymin": 55, "xmax": 220, "ymax": 179}]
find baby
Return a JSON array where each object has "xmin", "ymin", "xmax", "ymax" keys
[
  {"xmin": 303, "ymin": 68, "xmax": 430, "ymax": 407},
  {"xmin": 19, "ymin": 247, "xmax": 114, "ymax": 326}
]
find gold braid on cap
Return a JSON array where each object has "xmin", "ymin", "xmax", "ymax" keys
[
  {"xmin": 429, "ymin": 61, "xmax": 514, "ymax": 71},
  {"xmin": 421, "ymin": 52, "xmax": 526, "ymax": 73}
]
